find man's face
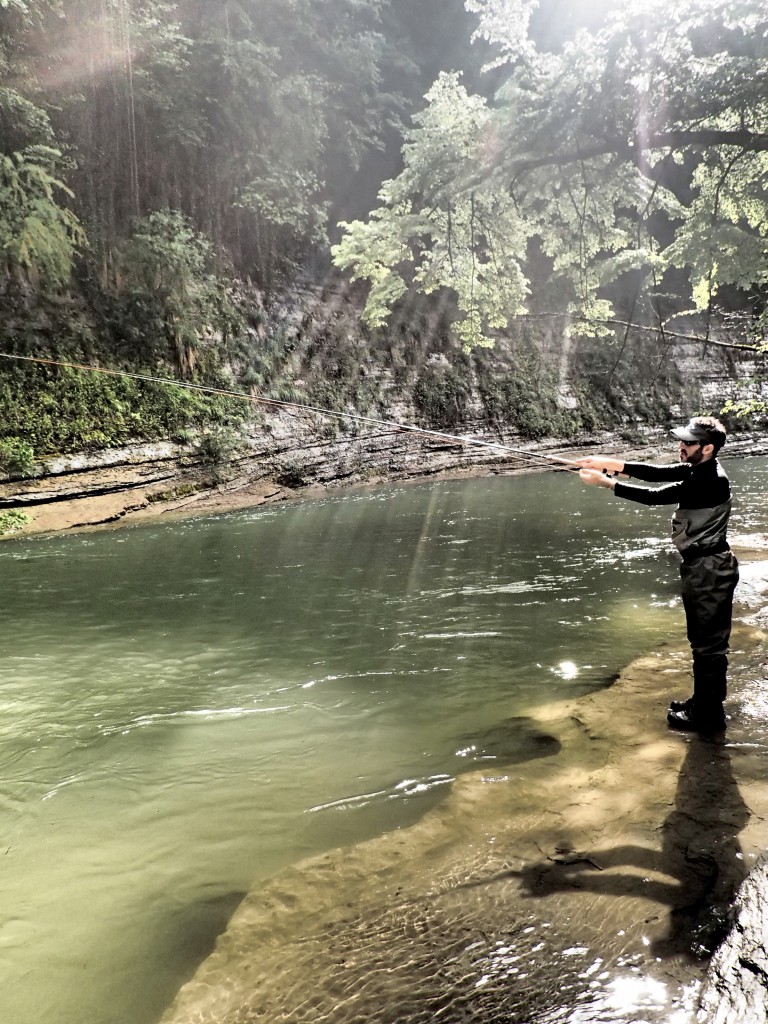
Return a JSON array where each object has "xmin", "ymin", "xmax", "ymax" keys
[{"xmin": 679, "ymin": 441, "xmax": 705, "ymax": 464}]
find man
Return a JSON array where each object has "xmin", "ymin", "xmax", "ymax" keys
[{"xmin": 577, "ymin": 416, "xmax": 739, "ymax": 734}]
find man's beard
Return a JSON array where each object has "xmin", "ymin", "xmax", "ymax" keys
[{"xmin": 683, "ymin": 447, "xmax": 704, "ymax": 465}]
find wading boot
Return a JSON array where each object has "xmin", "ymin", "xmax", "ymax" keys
[
  {"xmin": 668, "ymin": 696, "xmax": 694, "ymax": 713},
  {"xmin": 667, "ymin": 705, "xmax": 726, "ymax": 734}
]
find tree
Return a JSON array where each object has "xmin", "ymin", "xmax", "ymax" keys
[
  {"xmin": 333, "ymin": 0, "xmax": 768, "ymax": 350},
  {"xmin": 0, "ymin": 145, "xmax": 86, "ymax": 285},
  {"xmin": 113, "ymin": 209, "xmax": 234, "ymax": 374},
  {"xmin": 8, "ymin": 0, "xmax": 410, "ymax": 289},
  {"xmin": 2, "ymin": 0, "xmax": 490, "ymax": 293},
  {"xmin": 0, "ymin": 3, "xmax": 86, "ymax": 288},
  {"xmin": 24, "ymin": 0, "xmax": 197, "ymax": 270},
  {"xmin": 174, "ymin": 0, "xmax": 406, "ymax": 287}
]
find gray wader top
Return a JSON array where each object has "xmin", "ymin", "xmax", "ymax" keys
[{"xmin": 614, "ymin": 458, "xmax": 739, "ymax": 715}]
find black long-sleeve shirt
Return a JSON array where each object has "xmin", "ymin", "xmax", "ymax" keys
[
  {"xmin": 615, "ymin": 458, "xmax": 731, "ymax": 507},
  {"xmin": 614, "ymin": 458, "xmax": 732, "ymax": 558}
]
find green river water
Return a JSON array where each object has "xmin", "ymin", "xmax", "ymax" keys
[{"xmin": 1, "ymin": 456, "xmax": 767, "ymax": 1024}]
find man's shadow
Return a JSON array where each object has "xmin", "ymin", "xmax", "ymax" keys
[{"xmin": 514, "ymin": 737, "xmax": 750, "ymax": 959}]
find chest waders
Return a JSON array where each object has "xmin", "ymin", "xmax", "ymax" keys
[{"xmin": 673, "ymin": 503, "xmax": 739, "ymax": 720}]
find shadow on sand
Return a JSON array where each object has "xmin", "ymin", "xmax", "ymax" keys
[{"xmin": 510, "ymin": 734, "xmax": 750, "ymax": 959}]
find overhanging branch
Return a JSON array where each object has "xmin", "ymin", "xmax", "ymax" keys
[
  {"xmin": 507, "ymin": 130, "xmax": 768, "ymax": 180},
  {"xmin": 518, "ymin": 313, "xmax": 765, "ymax": 352}
]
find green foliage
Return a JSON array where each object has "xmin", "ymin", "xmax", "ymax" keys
[
  {"xmin": 117, "ymin": 210, "xmax": 211, "ymax": 296},
  {"xmin": 6, "ymin": 0, "xmax": 408, "ymax": 288},
  {"xmin": 720, "ymin": 396, "xmax": 766, "ymax": 426},
  {"xmin": 0, "ymin": 436, "xmax": 36, "ymax": 476},
  {"xmin": 234, "ymin": 322, "xmax": 303, "ymax": 402},
  {"xmin": 334, "ymin": 0, "xmax": 768, "ymax": 348},
  {"xmin": 0, "ymin": 146, "xmax": 85, "ymax": 285},
  {"xmin": 568, "ymin": 330, "xmax": 688, "ymax": 430},
  {"xmin": 666, "ymin": 146, "xmax": 768, "ymax": 310},
  {"xmin": 113, "ymin": 211, "xmax": 239, "ymax": 374},
  {"xmin": 197, "ymin": 427, "xmax": 243, "ymax": 467},
  {"xmin": 0, "ymin": 363, "xmax": 246, "ymax": 455},
  {"xmin": 0, "ymin": 509, "xmax": 30, "ymax": 535},
  {"xmin": 205, "ymin": 0, "xmax": 400, "ymax": 286},
  {"xmin": 299, "ymin": 316, "xmax": 385, "ymax": 415},
  {"xmin": 413, "ymin": 360, "xmax": 474, "ymax": 427},
  {"xmin": 0, "ymin": 86, "xmax": 56, "ymax": 151},
  {"xmin": 477, "ymin": 361, "xmax": 572, "ymax": 439},
  {"xmin": 0, "ymin": 0, "xmax": 475, "ymax": 298},
  {"xmin": 334, "ymin": 72, "xmax": 530, "ymax": 350},
  {"xmin": 276, "ymin": 461, "xmax": 308, "ymax": 488}
]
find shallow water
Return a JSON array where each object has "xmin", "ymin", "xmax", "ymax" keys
[{"xmin": 1, "ymin": 455, "xmax": 766, "ymax": 1024}]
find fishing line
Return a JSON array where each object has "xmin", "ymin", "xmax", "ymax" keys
[{"xmin": 0, "ymin": 351, "xmax": 582, "ymax": 472}]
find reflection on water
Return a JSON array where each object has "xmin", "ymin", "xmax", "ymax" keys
[{"xmin": 0, "ymin": 456, "xmax": 766, "ymax": 1024}]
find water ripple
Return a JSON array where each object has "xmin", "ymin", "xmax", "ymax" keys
[
  {"xmin": 307, "ymin": 774, "xmax": 454, "ymax": 814},
  {"xmin": 103, "ymin": 704, "xmax": 293, "ymax": 737}
]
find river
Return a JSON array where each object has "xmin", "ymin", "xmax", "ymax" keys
[{"xmin": 1, "ymin": 456, "xmax": 767, "ymax": 1024}]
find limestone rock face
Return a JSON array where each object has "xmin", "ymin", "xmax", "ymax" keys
[
  {"xmin": 1, "ymin": 407, "xmax": 765, "ymax": 538},
  {"xmin": 0, "ymin": 414, "xmax": 598, "ymax": 534},
  {"xmin": 698, "ymin": 858, "xmax": 768, "ymax": 1024}
]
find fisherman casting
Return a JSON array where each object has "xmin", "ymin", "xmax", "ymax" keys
[
  {"xmin": 0, "ymin": 354, "xmax": 741, "ymax": 736},
  {"xmin": 577, "ymin": 416, "xmax": 739, "ymax": 734}
]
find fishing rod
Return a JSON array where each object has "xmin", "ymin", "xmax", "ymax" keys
[{"xmin": 0, "ymin": 351, "xmax": 583, "ymax": 472}]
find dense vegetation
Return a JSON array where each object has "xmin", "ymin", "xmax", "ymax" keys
[
  {"xmin": 0, "ymin": 0, "xmax": 765, "ymax": 476},
  {"xmin": 335, "ymin": 0, "xmax": 768, "ymax": 350}
]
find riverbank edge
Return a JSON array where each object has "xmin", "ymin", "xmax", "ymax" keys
[{"xmin": 2, "ymin": 422, "xmax": 768, "ymax": 538}]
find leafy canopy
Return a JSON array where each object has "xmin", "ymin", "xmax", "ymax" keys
[{"xmin": 333, "ymin": 0, "xmax": 768, "ymax": 348}]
